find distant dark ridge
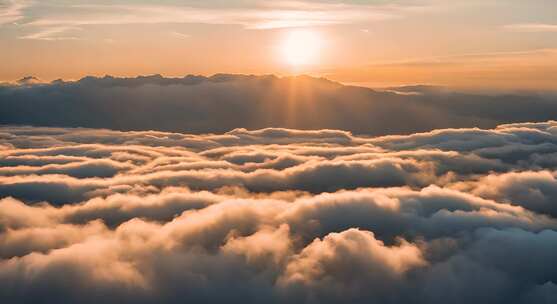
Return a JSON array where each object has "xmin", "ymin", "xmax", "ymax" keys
[
  {"xmin": 5, "ymin": 73, "xmax": 342, "ymax": 89},
  {"xmin": 1, "ymin": 73, "xmax": 556, "ymax": 135}
]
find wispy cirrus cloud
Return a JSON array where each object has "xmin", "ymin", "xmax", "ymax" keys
[
  {"xmin": 0, "ymin": 0, "xmax": 31, "ymax": 25},
  {"xmin": 503, "ymin": 23, "xmax": 557, "ymax": 33},
  {"xmin": 0, "ymin": 0, "xmax": 437, "ymax": 43},
  {"xmin": 24, "ymin": 2, "xmax": 404, "ymax": 29},
  {"xmin": 169, "ymin": 31, "xmax": 191, "ymax": 39},
  {"xmin": 6, "ymin": 0, "xmax": 427, "ymax": 41},
  {"xmin": 18, "ymin": 25, "xmax": 81, "ymax": 40},
  {"xmin": 3, "ymin": 0, "xmax": 434, "ymax": 42}
]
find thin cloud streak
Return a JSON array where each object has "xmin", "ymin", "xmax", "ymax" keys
[
  {"xmin": 0, "ymin": 0, "xmax": 30, "ymax": 25},
  {"xmin": 21, "ymin": 1, "xmax": 406, "ymax": 30},
  {"xmin": 18, "ymin": 26, "xmax": 81, "ymax": 40},
  {"xmin": 503, "ymin": 23, "xmax": 557, "ymax": 33}
]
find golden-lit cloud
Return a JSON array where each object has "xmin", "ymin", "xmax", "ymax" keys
[{"xmin": 2, "ymin": 121, "xmax": 557, "ymax": 303}]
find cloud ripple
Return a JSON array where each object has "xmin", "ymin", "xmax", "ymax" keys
[{"xmin": 1, "ymin": 122, "xmax": 557, "ymax": 303}]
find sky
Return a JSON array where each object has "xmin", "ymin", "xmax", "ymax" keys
[{"xmin": 1, "ymin": 0, "xmax": 556, "ymax": 90}]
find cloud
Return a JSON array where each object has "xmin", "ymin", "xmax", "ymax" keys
[
  {"xmin": 0, "ymin": 158, "xmax": 133, "ymax": 178},
  {"xmin": 0, "ymin": 0, "xmax": 29, "ymax": 25},
  {"xmin": 18, "ymin": 26, "xmax": 81, "ymax": 41},
  {"xmin": 2, "ymin": 75, "xmax": 557, "ymax": 136},
  {"xmin": 504, "ymin": 23, "xmax": 557, "ymax": 33},
  {"xmin": 277, "ymin": 228, "xmax": 425, "ymax": 302},
  {"xmin": 1, "ymin": 121, "xmax": 557, "ymax": 303},
  {"xmin": 169, "ymin": 31, "xmax": 190, "ymax": 39},
  {"xmin": 2, "ymin": 0, "xmax": 446, "ymax": 43},
  {"xmin": 9, "ymin": 0, "xmax": 419, "ymax": 40},
  {"xmin": 453, "ymin": 171, "xmax": 557, "ymax": 217}
]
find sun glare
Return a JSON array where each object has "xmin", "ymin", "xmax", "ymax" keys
[{"xmin": 281, "ymin": 30, "xmax": 322, "ymax": 66}]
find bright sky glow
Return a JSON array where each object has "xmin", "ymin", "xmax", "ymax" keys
[{"xmin": 281, "ymin": 30, "xmax": 323, "ymax": 66}]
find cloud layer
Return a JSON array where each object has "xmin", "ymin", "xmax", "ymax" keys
[
  {"xmin": 2, "ymin": 0, "xmax": 421, "ymax": 36},
  {"xmin": 1, "ymin": 121, "xmax": 557, "ymax": 303},
  {"xmin": 2, "ymin": 74, "xmax": 557, "ymax": 135}
]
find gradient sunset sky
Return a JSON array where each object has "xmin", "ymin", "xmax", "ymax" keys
[{"xmin": 1, "ymin": 0, "xmax": 556, "ymax": 90}]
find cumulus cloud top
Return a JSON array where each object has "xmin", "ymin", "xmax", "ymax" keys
[{"xmin": 1, "ymin": 121, "xmax": 557, "ymax": 303}]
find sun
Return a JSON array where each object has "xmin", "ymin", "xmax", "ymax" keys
[{"xmin": 281, "ymin": 30, "xmax": 323, "ymax": 66}]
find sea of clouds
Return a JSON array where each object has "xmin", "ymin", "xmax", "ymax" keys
[{"xmin": 1, "ymin": 121, "xmax": 557, "ymax": 303}]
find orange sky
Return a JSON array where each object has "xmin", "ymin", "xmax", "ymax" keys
[{"xmin": 1, "ymin": 0, "xmax": 556, "ymax": 90}]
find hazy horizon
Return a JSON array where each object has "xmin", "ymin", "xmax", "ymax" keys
[
  {"xmin": 5, "ymin": 72, "xmax": 557, "ymax": 95},
  {"xmin": 3, "ymin": 73, "xmax": 557, "ymax": 136}
]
